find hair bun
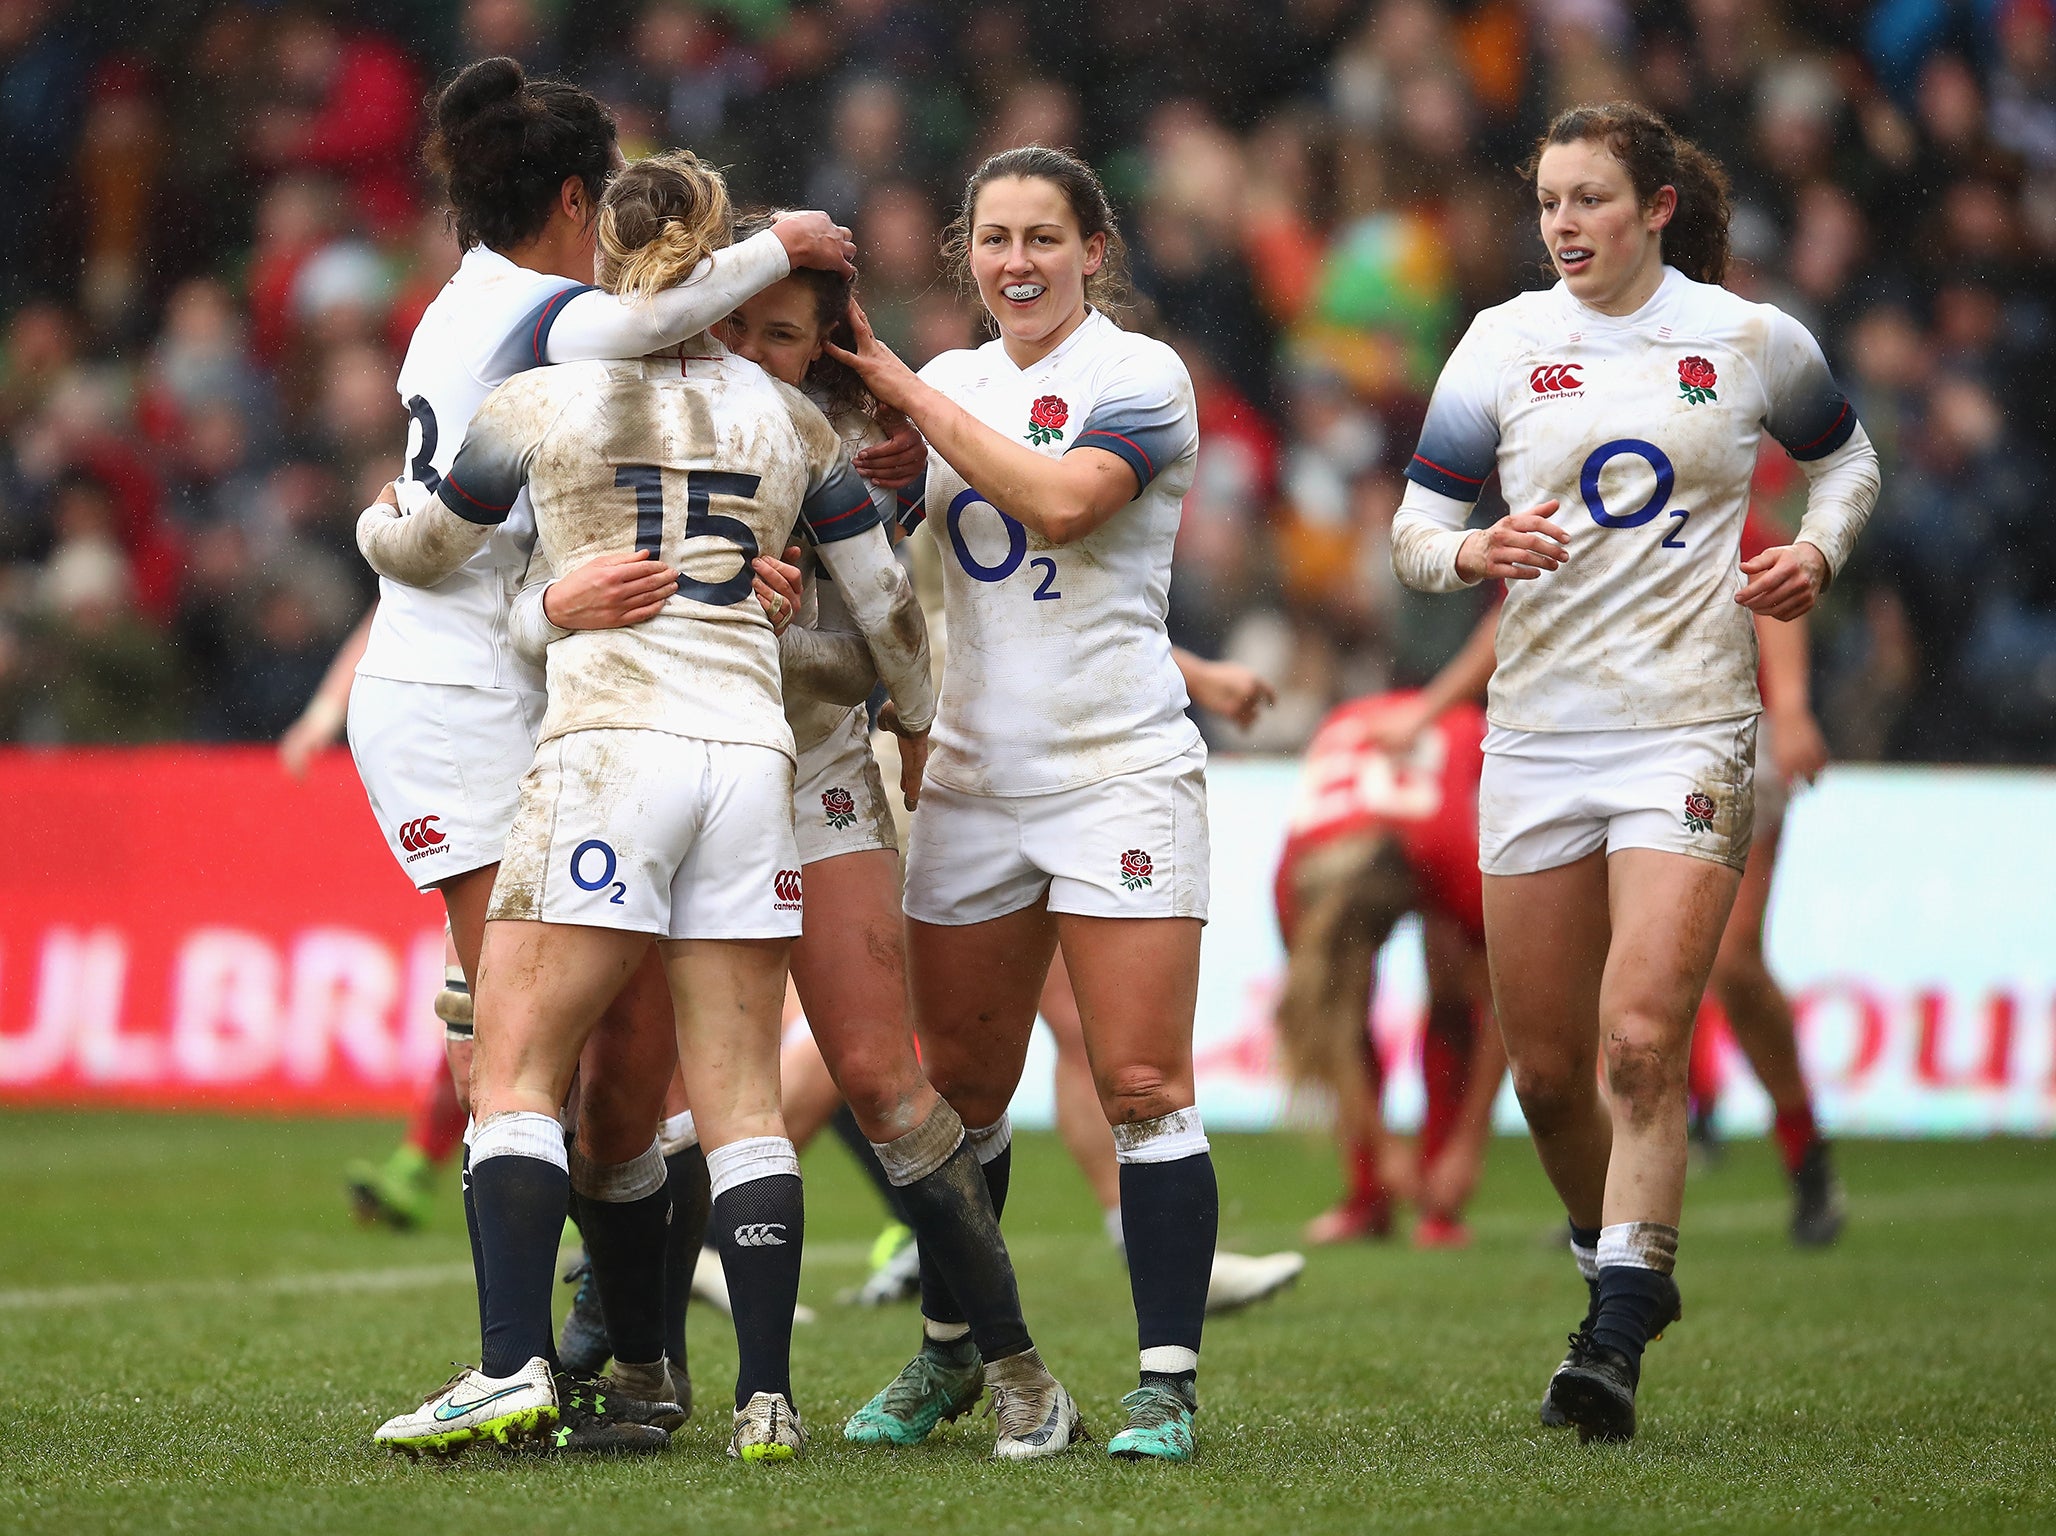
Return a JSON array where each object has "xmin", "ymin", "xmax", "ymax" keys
[{"xmin": 437, "ymin": 56, "xmax": 526, "ymax": 136}]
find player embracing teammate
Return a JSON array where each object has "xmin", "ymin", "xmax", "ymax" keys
[{"xmin": 1392, "ymin": 102, "xmax": 1878, "ymax": 1441}]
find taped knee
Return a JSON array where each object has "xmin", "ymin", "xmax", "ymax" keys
[{"xmin": 435, "ymin": 969, "xmax": 473, "ymax": 1041}]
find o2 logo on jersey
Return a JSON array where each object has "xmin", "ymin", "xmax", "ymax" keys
[
  {"xmin": 569, "ymin": 839, "xmax": 627, "ymax": 905},
  {"xmin": 946, "ymin": 487, "xmax": 1060, "ymax": 600},
  {"xmin": 1580, "ymin": 439, "xmax": 1689, "ymax": 550}
]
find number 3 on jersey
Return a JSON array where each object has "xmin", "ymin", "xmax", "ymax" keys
[
  {"xmin": 946, "ymin": 487, "xmax": 1060, "ymax": 599},
  {"xmin": 1581, "ymin": 438, "xmax": 1689, "ymax": 550},
  {"xmin": 616, "ymin": 465, "xmax": 762, "ymax": 604}
]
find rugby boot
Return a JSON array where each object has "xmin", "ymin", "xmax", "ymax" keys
[
  {"xmin": 987, "ymin": 1347, "xmax": 1088, "ymax": 1461},
  {"xmin": 1204, "ymin": 1249, "xmax": 1305, "ymax": 1313},
  {"xmin": 1106, "ymin": 1378, "xmax": 1197, "ymax": 1462},
  {"xmin": 1790, "ymin": 1141, "xmax": 1847, "ymax": 1247},
  {"xmin": 1541, "ymin": 1274, "xmax": 1681, "ymax": 1443},
  {"xmin": 729, "ymin": 1391, "xmax": 806, "ymax": 1462},
  {"xmin": 556, "ymin": 1250, "xmax": 613, "ymax": 1375},
  {"xmin": 846, "ymin": 1223, "xmax": 921, "ymax": 1306},
  {"xmin": 1543, "ymin": 1333, "xmax": 1640, "ymax": 1443},
  {"xmin": 346, "ymin": 1145, "xmax": 434, "ymax": 1231},
  {"xmin": 1539, "ymin": 1275, "xmax": 1602, "ymax": 1428},
  {"xmin": 1303, "ymin": 1190, "xmax": 1392, "ymax": 1244},
  {"xmin": 844, "ymin": 1334, "xmax": 983, "ymax": 1445},
  {"xmin": 373, "ymin": 1357, "xmax": 555, "ymax": 1456},
  {"xmin": 517, "ymin": 1371, "xmax": 671, "ymax": 1455}
]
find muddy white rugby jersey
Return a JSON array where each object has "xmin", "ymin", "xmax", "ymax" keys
[
  {"xmin": 434, "ymin": 341, "xmax": 878, "ymax": 759},
  {"xmin": 914, "ymin": 308, "xmax": 1201, "ymax": 796},
  {"xmin": 1392, "ymin": 266, "xmax": 1879, "ymax": 732},
  {"xmin": 357, "ymin": 235, "xmax": 788, "ymax": 692}
]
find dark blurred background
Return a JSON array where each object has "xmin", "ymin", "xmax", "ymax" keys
[{"xmin": 1, "ymin": 0, "xmax": 2050, "ymax": 761}]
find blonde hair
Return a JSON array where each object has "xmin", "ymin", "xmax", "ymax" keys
[{"xmin": 596, "ymin": 150, "xmax": 734, "ymax": 304}]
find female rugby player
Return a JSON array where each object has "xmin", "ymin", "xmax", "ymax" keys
[
  {"xmin": 830, "ymin": 146, "xmax": 1215, "ymax": 1462},
  {"xmin": 1390, "ymin": 103, "xmax": 1878, "ymax": 1441},
  {"xmin": 515, "ymin": 222, "xmax": 1085, "ymax": 1460}
]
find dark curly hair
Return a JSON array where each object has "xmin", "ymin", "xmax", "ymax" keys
[
  {"xmin": 423, "ymin": 56, "xmax": 618, "ymax": 253},
  {"xmin": 942, "ymin": 145, "xmax": 1133, "ymax": 321},
  {"xmin": 1525, "ymin": 101, "xmax": 1733, "ymax": 286},
  {"xmin": 729, "ymin": 211, "xmax": 874, "ymax": 427}
]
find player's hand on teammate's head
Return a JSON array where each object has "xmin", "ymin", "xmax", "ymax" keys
[
  {"xmin": 1737, "ymin": 541, "xmax": 1829, "ymax": 623},
  {"xmin": 770, "ymin": 210, "xmax": 857, "ymax": 277},
  {"xmin": 1187, "ymin": 658, "xmax": 1277, "ymax": 731},
  {"xmin": 876, "ymin": 700, "xmax": 929, "ymax": 809},
  {"xmin": 1456, "ymin": 501, "xmax": 1567, "ymax": 583},
  {"xmin": 751, "ymin": 545, "xmax": 805, "ymax": 635},
  {"xmin": 542, "ymin": 549, "xmax": 680, "ymax": 631},
  {"xmin": 854, "ymin": 407, "xmax": 926, "ymax": 491},
  {"xmin": 823, "ymin": 299, "xmax": 919, "ymax": 411}
]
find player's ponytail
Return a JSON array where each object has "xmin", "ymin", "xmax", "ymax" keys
[
  {"xmin": 596, "ymin": 151, "xmax": 734, "ymax": 307},
  {"xmin": 1528, "ymin": 102, "xmax": 1732, "ymax": 286},
  {"xmin": 425, "ymin": 57, "xmax": 617, "ymax": 254}
]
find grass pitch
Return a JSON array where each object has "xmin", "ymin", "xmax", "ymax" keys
[{"xmin": 1, "ymin": 1114, "xmax": 2050, "ymax": 1534}]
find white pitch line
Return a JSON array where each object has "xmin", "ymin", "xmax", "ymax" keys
[
  {"xmin": 0, "ymin": 1241, "xmax": 881, "ymax": 1314},
  {"xmin": 0, "ymin": 1180, "xmax": 2046, "ymax": 1314}
]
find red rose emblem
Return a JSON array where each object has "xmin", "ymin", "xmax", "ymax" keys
[
  {"xmin": 1119, "ymin": 849, "xmax": 1154, "ymax": 889},
  {"xmin": 1677, "ymin": 356, "xmax": 1718, "ymax": 403},
  {"xmin": 821, "ymin": 786, "xmax": 857, "ymax": 828},
  {"xmin": 1026, "ymin": 395, "xmax": 1070, "ymax": 444},
  {"xmin": 1682, "ymin": 792, "xmax": 1717, "ymax": 832}
]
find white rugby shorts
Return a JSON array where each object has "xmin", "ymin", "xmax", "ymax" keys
[
  {"xmin": 792, "ymin": 707, "xmax": 897, "ymax": 866},
  {"xmin": 348, "ymin": 675, "xmax": 545, "ymax": 891},
  {"xmin": 904, "ymin": 742, "xmax": 1209, "ymax": 925},
  {"xmin": 1477, "ymin": 716, "xmax": 1757, "ymax": 877},
  {"xmin": 488, "ymin": 729, "xmax": 803, "ymax": 941}
]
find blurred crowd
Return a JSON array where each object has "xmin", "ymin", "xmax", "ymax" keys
[{"xmin": 1, "ymin": 0, "xmax": 2051, "ymax": 761}]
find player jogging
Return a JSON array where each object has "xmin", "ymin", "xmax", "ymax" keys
[
  {"xmin": 1390, "ymin": 103, "xmax": 1879, "ymax": 1442},
  {"xmin": 830, "ymin": 146, "xmax": 1214, "ymax": 1462}
]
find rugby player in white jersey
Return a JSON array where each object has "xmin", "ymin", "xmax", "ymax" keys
[
  {"xmin": 1390, "ymin": 102, "xmax": 1879, "ymax": 1442},
  {"xmin": 511, "ymin": 215, "xmax": 1087, "ymax": 1460},
  {"xmin": 829, "ymin": 146, "xmax": 1215, "ymax": 1462},
  {"xmin": 344, "ymin": 56, "xmax": 856, "ymax": 1455}
]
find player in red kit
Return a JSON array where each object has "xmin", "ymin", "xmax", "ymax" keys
[{"xmin": 1274, "ymin": 692, "xmax": 1505, "ymax": 1248}]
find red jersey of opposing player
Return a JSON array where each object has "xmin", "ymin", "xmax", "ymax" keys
[{"xmin": 1275, "ymin": 691, "xmax": 1487, "ymax": 942}]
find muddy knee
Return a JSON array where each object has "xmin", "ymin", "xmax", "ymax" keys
[{"xmin": 1603, "ymin": 1025, "xmax": 1685, "ymax": 1124}]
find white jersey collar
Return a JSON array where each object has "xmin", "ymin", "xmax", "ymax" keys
[
  {"xmin": 1558, "ymin": 264, "xmax": 1686, "ymax": 332},
  {"xmin": 994, "ymin": 305, "xmax": 1107, "ymax": 375}
]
